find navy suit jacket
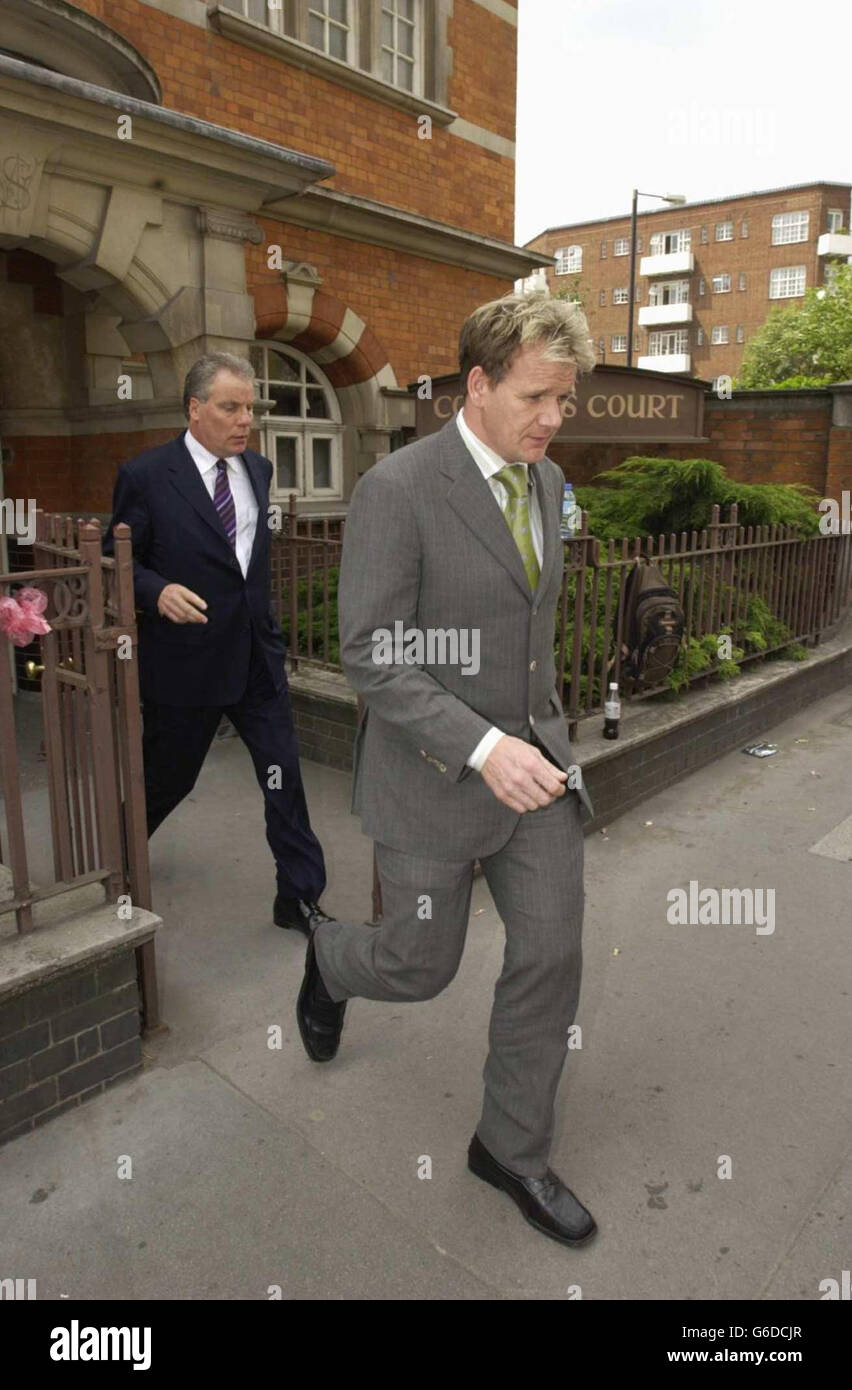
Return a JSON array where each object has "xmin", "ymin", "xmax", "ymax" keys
[{"xmin": 105, "ymin": 432, "xmax": 287, "ymax": 706}]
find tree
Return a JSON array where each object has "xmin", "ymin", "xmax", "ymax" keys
[
  {"xmin": 553, "ymin": 280, "xmax": 590, "ymax": 315},
  {"xmin": 575, "ymin": 456, "xmax": 822, "ymax": 540},
  {"xmin": 736, "ymin": 262, "xmax": 852, "ymax": 388}
]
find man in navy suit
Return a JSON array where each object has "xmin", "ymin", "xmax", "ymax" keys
[{"xmin": 107, "ymin": 353, "xmax": 329, "ymax": 936}]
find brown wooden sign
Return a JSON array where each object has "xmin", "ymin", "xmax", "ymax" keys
[{"xmin": 412, "ymin": 364, "xmax": 708, "ymax": 443}]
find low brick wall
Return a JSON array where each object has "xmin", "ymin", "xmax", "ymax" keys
[
  {"xmin": 289, "ymin": 620, "xmax": 852, "ymax": 831},
  {"xmin": 288, "ymin": 676, "xmax": 358, "ymax": 772},
  {"xmin": 0, "ymin": 949, "xmax": 143, "ymax": 1146},
  {"xmin": 577, "ymin": 637, "xmax": 852, "ymax": 831},
  {"xmin": 550, "ymin": 383, "xmax": 852, "ymax": 501}
]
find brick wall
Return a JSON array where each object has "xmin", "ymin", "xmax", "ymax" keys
[
  {"xmin": 286, "ymin": 632, "xmax": 852, "ymax": 837},
  {"xmin": 667, "ymin": 394, "xmax": 832, "ymax": 491},
  {"xmin": 0, "ymin": 950, "xmax": 143, "ymax": 1146},
  {"xmin": 826, "ymin": 427, "xmax": 852, "ymax": 499},
  {"xmin": 6, "ymin": 224, "xmax": 512, "ymax": 513},
  {"xmin": 247, "ymin": 223, "xmax": 510, "ymax": 392},
  {"xmin": 527, "ymin": 182, "xmax": 851, "ymax": 383},
  {"xmin": 550, "ymin": 388, "xmax": 845, "ymax": 500},
  {"xmin": 2, "ymin": 429, "xmax": 183, "ymax": 515},
  {"xmin": 4, "ymin": 4, "xmax": 519, "ymax": 513},
  {"xmin": 64, "ymin": 0, "xmax": 515, "ymax": 242}
]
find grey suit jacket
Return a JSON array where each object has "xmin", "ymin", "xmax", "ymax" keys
[{"xmin": 338, "ymin": 414, "xmax": 594, "ymax": 859}]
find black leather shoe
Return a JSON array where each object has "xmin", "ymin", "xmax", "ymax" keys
[
  {"xmin": 274, "ymin": 896, "xmax": 333, "ymax": 937},
  {"xmin": 296, "ymin": 929, "xmax": 347, "ymax": 1063},
  {"xmin": 467, "ymin": 1133, "xmax": 597, "ymax": 1247}
]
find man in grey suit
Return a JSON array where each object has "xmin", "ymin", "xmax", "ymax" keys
[{"xmin": 296, "ymin": 293, "xmax": 599, "ymax": 1247}]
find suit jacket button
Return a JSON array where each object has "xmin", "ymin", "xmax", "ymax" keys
[{"xmin": 438, "ymin": 763, "xmax": 447, "ymax": 772}]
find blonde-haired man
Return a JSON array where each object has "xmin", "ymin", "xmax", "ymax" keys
[{"xmin": 297, "ymin": 294, "xmax": 599, "ymax": 1247}]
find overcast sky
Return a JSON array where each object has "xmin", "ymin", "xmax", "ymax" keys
[{"xmin": 515, "ymin": 0, "xmax": 851, "ymax": 245}]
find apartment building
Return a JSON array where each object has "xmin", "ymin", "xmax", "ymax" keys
[
  {"xmin": 525, "ymin": 182, "xmax": 852, "ymax": 384},
  {"xmin": 1, "ymin": 0, "xmax": 539, "ymax": 516}
]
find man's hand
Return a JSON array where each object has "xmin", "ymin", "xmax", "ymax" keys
[
  {"xmin": 480, "ymin": 735, "xmax": 567, "ymax": 812},
  {"xmin": 156, "ymin": 584, "xmax": 208, "ymax": 624}
]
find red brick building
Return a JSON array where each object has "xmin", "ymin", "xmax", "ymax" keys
[
  {"xmin": 0, "ymin": 0, "xmax": 542, "ymax": 517},
  {"xmin": 525, "ymin": 182, "xmax": 852, "ymax": 387}
]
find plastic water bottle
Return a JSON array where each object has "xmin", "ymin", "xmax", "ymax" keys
[
  {"xmin": 560, "ymin": 482, "xmax": 580, "ymax": 539},
  {"xmin": 603, "ymin": 682, "xmax": 621, "ymax": 740}
]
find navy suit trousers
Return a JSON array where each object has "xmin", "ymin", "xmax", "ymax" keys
[{"xmin": 142, "ymin": 634, "xmax": 326, "ymax": 901}]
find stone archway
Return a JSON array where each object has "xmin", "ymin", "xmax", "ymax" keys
[
  {"xmin": 253, "ymin": 268, "xmax": 401, "ymax": 488},
  {"xmin": 1, "ymin": 45, "xmax": 333, "ymax": 507}
]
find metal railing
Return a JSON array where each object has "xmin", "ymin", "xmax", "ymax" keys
[
  {"xmin": 270, "ymin": 493, "xmax": 344, "ymax": 672},
  {"xmin": 271, "ymin": 499, "xmax": 852, "ymax": 720},
  {"xmin": 0, "ymin": 513, "xmax": 159, "ymax": 1027},
  {"xmin": 556, "ymin": 503, "xmax": 852, "ymax": 722}
]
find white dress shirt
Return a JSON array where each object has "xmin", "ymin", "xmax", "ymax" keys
[
  {"xmin": 183, "ymin": 428, "xmax": 258, "ymax": 580},
  {"xmin": 455, "ymin": 408, "xmax": 544, "ymax": 773}
]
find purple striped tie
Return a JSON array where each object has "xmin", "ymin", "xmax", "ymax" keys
[{"xmin": 213, "ymin": 458, "xmax": 236, "ymax": 548}]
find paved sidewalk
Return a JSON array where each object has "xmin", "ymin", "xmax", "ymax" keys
[{"xmin": 1, "ymin": 688, "xmax": 850, "ymax": 1299}]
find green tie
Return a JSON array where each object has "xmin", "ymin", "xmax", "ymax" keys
[{"xmin": 493, "ymin": 464, "xmax": 540, "ymax": 591}]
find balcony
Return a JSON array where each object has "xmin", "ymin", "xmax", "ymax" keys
[
  {"xmin": 639, "ymin": 302, "xmax": 693, "ymax": 327},
  {"xmin": 637, "ymin": 353, "xmax": 691, "ymax": 374},
  {"xmin": 817, "ymin": 232, "xmax": 852, "ymax": 257},
  {"xmin": 639, "ymin": 250, "xmax": 695, "ymax": 276}
]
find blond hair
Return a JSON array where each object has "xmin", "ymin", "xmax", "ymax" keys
[{"xmin": 459, "ymin": 292, "xmax": 596, "ymax": 394}]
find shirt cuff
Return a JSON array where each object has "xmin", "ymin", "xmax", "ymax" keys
[{"xmin": 467, "ymin": 726, "xmax": 506, "ymax": 772}]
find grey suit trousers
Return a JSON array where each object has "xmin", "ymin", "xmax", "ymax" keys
[{"xmin": 313, "ymin": 787, "xmax": 585, "ymax": 1177}]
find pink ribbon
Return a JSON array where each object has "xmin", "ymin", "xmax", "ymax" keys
[{"xmin": 0, "ymin": 586, "xmax": 52, "ymax": 647}]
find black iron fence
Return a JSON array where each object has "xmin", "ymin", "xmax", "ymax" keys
[{"xmin": 271, "ymin": 497, "xmax": 852, "ymax": 721}]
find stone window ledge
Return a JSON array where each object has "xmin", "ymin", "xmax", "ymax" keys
[{"xmin": 208, "ymin": 6, "xmax": 457, "ymax": 126}]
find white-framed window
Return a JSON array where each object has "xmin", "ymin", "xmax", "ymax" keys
[
  {"xmin": 771, "ymin": 211, "xmax": 809, "ymax": 245},
  {"xmin": 712, "ymin": 273, "xmax": 732, "ymax": 293},
  {"xmin": 769, "ymin": 265, "xmax": 806, "ymax": 299},
  {"xmin": 308, "ymin": 0, "xmax": 356, "ymax": 62},
  {"xmin": 700, "ymin": 226, "xmax": 708, "ymax": 244},
  {"xmin": 611, "ymin": 334, "xmax": 627, "ymax": 353},
  {"xmin": 224, "ymin": 0, "xmax": 439, "ymax": 100},
  {"xmin": 649, "ymin": 228, "xmax": 691, "ymax": 254},
  {"xmin": 696, "ymin": 326, "xmax": 704, "ymax": 346},
  {"xmin": 613, "ymin": 237, "xmax": 630, "ymax": 256},
  {"xmin": 612, "ymin": 286, "xmax": 629, "ymax": 305},
  {"xmin": 599, "ymin": 288, "xmax": 607, "ymax": 306},
  {"xmin": 600, "ymin": 240, "xmax": 607, "ymax": 258},
  {"xmin": 711, "ymin": 325, "xmax": 729, "ymax": 345},
  {"xmin": 647, "ymin": 329, "xmax": 689, "ymax": 356},
  {"xmin": 698, "ymin": 277, "xmax": 706, "ymax": 296},
  {"xmin": 649, "ymin": 278, "xmax": 690, "ymax": 306},
  {"xmin": 250, "ymin": 342, "xmax": 343, "ymax": 501},
  {"xmin": 738, "ymin": 271, "xmax": 747, "ymax": 291},
  {"xmin": 740, "ymin": 218, "xmax": 749, "ymax": 238},
  {"xmin": 380, "ymin": 0, "xmax": 423, "ymax": 93},
  {"xmin": 715, "ymin": 220, "xmax": 734, "ymax": 241},
  {"xmin": 555, "ymin": 245, "xmax": 582, "ymax": 274},
  {"xmin": 234, "ymin": 1, "xmax": 285, "ymax": 33},
  {"xmin": 736, "ymin": 325, "xmax": 745, "ymax": 343},
  {"xmin": 827, "ymin": 208, "xmax": 845, "ymax": 232}
]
